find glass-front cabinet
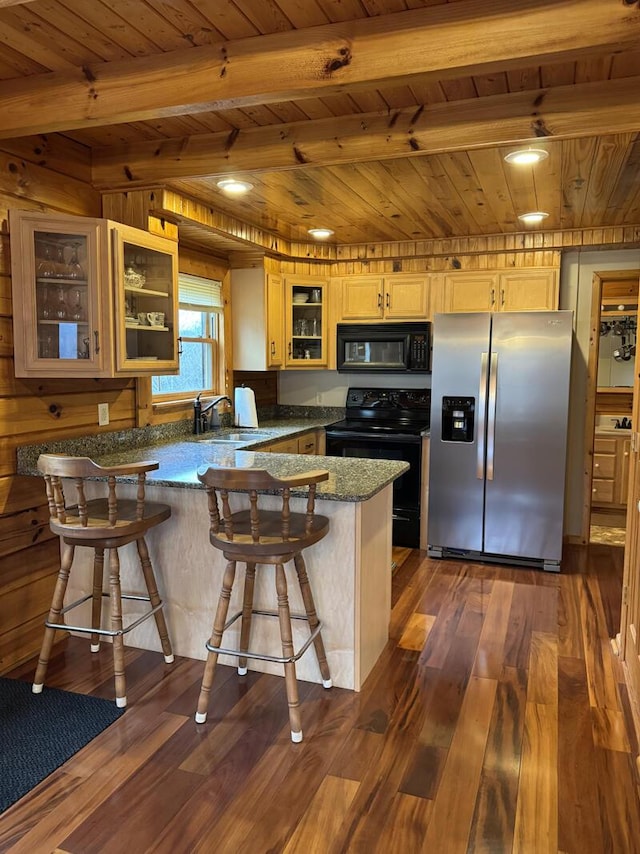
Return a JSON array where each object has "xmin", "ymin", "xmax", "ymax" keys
[
  {"xmin": 9, "ymin": 210, "xmax": 178, "ymax": 378},
  {"xmin": 284, "ymin": 276, "xmax": 327, "ymax": 368}
]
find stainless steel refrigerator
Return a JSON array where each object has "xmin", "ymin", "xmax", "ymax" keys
[{"xmin": 428, "ymin": 310, "xmax": 573, "ymax": 572}]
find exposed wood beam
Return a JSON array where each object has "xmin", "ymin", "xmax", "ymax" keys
[
  {"xmin": 92, "ymin": 76, "xmax": 640, "ymax": 188},
  {"xmin": 0, "ymin": 0, "xmax": 638, "ymax": 138}
]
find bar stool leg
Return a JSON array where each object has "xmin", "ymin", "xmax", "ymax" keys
[
  {"xmin": 294, "ymin": 554, "xmax": 332, "ymax": 688},
  {"xmin": 136, "ymin": 536, "xmax": 174, "ymax": 663},
  {"xmin": 237, "ymin": 562, "xmax": 256, "ymax": 675},
  {"xmin": 108, "ymin": 548, "xmax": 127, "ymax": 708},
  {"xmin": 33, "ymin": 541, "xmax": 75, "ymax": 694},
  {"xmin": 90, "ymin": 547, "xmax": 104, "ymax": 652},
  {"xmin": 195, "ymin": 559, "xmax": 237, "ymax": 724},
  {"xmin": 275, "ymin": 563, "xmax": 303, "ymax": 743}
]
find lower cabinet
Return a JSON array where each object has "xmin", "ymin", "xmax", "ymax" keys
[
  {"xmin": 592, "ymin": 434, "xmax": 631, "ymax": 508},
  {"xmin": 262, "ymin": 430, "xmax": 319, "ymax": 455}
]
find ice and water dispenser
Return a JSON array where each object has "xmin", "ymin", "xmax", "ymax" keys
[{"xmin": 441, "ymin": 396, "xmax": 475, "ymax": 442}]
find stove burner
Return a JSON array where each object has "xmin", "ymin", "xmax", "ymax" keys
[{"xmin": 326, "ymin": 386, "xmax": 430, "ymax": 437}]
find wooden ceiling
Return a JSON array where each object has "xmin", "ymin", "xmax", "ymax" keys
[{"xmin": 1, "ymin": 0, "xmax": 640, "ymax": 251}]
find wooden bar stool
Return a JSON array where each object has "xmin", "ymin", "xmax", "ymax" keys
[
  {"xmin": 195, "ymin": 465, "xmax": 332, "ymax": 742},
  {"xmin": 34, "ymin": 453, "xmax": 174, "ymax": 708}
]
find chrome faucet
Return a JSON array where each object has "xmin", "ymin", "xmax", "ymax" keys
[{"xmin": 193, "ymin": 393, "xmax": 232, "ymax": 434}]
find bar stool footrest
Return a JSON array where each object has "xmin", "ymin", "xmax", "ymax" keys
[
  {"xmin": 205, "ymin": 608, "xmax": 323, "ymax": 665},
  {"xmin": 45, "ymin": 592, "xmax": 166, "ymax": 638}
]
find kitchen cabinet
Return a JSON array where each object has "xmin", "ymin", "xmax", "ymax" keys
[
  {"xmin": 592, "ymin": 433, "xmax": 631, "ymax": 508},
  {"xmin": 340, "ymin": 274, "xmax": 428, "ymax": 321},
  {"xmin": 284, "ymin": 277, "xmax": 328, "ymax": 368},
  {"xmin": 261, "ymin": 430, "xmax": 320, "ymax": 454},
  {"xmin": 443, "ymin": 269, "xmax": 558, "ymax": 313},
  {"xmin": 231, "ymin": 268, "xmax": 283, "ymax": 370},
  {"xmin": 9, "ymin": 210, "xmax": 178, "ymax": 378}
]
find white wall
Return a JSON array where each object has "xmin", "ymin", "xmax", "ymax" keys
[
  {"xmin": 278, "ymin": 369, "xmax": 430, "ymax": 406},
  {"xmin": 561, "ymin": 248, "xmax": 640, "ymax": 537}
]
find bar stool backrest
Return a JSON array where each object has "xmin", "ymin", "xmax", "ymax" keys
[
  {"xmin": 197, "ymin": 466, "xmax": 329, "ymax": 545},
  {"xmin": 37, "ymin": 453, "xmax": 160, "ymax": 537}
]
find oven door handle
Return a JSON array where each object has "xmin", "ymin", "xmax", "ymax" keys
[{"xmin": 325, "ymin": 430, "xmax": 422, "ymax": 443}]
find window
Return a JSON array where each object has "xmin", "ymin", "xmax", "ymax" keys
[{"xmin": 152, "ymin": 273, "xmax": 223, "ymax": 400}]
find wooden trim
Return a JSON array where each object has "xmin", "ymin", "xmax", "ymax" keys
[
  {"xmin": 0, "ymin": 0, "xmax": 637, "ymax": 138},
  {"xmin": 581, "ymin": 272, "xmax": 603, "ymax": 545}
]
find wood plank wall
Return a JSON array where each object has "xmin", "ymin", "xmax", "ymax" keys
[{"xmin": 0, "ymin": 139, "xmax": 137, "ymax": 673}]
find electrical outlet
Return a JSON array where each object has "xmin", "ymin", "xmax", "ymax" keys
[{"xmin": 98, "ymin": 403, "xmax": 109, "ymax": 426}]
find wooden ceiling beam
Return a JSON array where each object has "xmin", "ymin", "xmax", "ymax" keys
[
  {"xmin": 0, "ymin": 0, "xmax": 638, "ymax": 138},
  {"xmin": 91, "ymin": 76, "xmax": 640, "ymax": 188}
]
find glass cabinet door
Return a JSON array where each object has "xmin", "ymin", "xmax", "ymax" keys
[
  {"xmin": 111, "ymin": 223, "xmax": 178, "ymax": 374},
  {"xmin": 10, "ymin": 213, "xmax": 109, "ymax": 377},
  {"xmin": 285, "ymin": 279, "xmax": 327, "ymax": 367}
]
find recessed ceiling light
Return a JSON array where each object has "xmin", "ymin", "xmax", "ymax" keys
[
  {"xmin": 307, "ymin": 227, "xmax": 334, "ymax": 239},
  {"xmin": 216, "ymin": 178, "xmax": 253, "ymax": 195},
  {"xmin": 504, "ymin": 148, "xmax": 549, "ymax": 166},
  {"xmin": 518, "ymin": 211, "xmax": 549, "ymax": 225}
]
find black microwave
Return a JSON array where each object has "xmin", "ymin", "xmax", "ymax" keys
[{"xmin": 336, "ymin": 322, "xmax": 431, "ymax": 373}]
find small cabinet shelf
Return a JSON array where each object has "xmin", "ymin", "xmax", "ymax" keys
[{"xmin": 10, "ymin": 210, "xmax": 178, "ymax": 378}]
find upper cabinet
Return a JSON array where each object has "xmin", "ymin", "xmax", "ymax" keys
[
  {"xmin": 284, "ymin": 276, "xmax": 328, "ymax": 367},
  {"xmin": 231, "ymin": 267, "xmax": 283, "ymax": 371},
  {"xmin": 9, "ymin": 210, "xmax": 178, "ymax": 378},
  {"xmin": 340, "ymin": 274, "xmax": 429, "ymax": 321},
  {"xmin": 443, "ymin": 269, "xmax": 558, "ymax": 313}
]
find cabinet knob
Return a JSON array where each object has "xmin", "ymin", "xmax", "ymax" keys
[
  {"xmin": 593, "ymin": 488, "xmax": 597, "ymax": 493},
  {"xmin": 595, "ymin": 463, "xmax": 600, "ymax": 468}
]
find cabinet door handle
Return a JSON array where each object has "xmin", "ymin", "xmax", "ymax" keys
[
  {"xmin": 377, "ymin": 292, "xmax": 382, "ymax": 309},
  {"xmin": 288, "ymin": 341, "xmax": 292, "ymax": 357},
  {"xmin": 490, "ymin": 288, "xmax": 495, "ymax": 306},
  {"xmin": 271, "ymin": 341, "xmax": 275, "ymax": 356},
  {"xmin": 177, "ymin": 336, "xmax": 183, "ymax": 356},
  {"xmin": 386, "ymin": 292, "xmax": 390, "ymax": 308},
  {"xmin": 93, "ymin": 330, "xmax": 100, "ymax": 354},
  {"xmin": 501, "ymin": 289, "xmax": 505, "ymax": 306}
]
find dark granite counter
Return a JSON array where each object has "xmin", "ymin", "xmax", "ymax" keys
[{"xmin": 17, "ymin": 417, "xmax": 409, "ymax": 503}]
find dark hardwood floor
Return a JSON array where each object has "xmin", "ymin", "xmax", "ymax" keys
[{"xmin": 2, "ymin": 544, "xmax": 640, "ymax": 853}]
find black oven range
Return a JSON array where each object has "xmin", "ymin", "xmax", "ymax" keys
[{"xmin": 324, "ymin": 387, "xmax": 430, "ymax": 548}]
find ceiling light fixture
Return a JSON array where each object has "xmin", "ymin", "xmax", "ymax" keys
[
  {"xmin": 307, "ymin": 227, "xmax": 334, "ymax": 239},
  {"xmin": 216, "ymin": 178, "xmax": 253, "ymax": 195},
  {"xmin": 504, "ymin": 148, "xmax": 549, "ymax": 166},
  {"xmin": 518, "ymin": 211, "xmax": 549, "ymax": 225}
]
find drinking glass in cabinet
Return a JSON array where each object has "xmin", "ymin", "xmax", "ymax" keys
[
  {"xmin": 66, "ymin": 243, "xmax": 84, "ymax": 279},
  {"xmin": 55, "ymin": 287, "xmax": 67, "ymax": 320},
  {"xmin": 311, "ymin": 288, "xmax": 322, "ymax": 303},
  {"xmin": 37, "ymin": 246, "xmax": 55, "ymax": 278}
]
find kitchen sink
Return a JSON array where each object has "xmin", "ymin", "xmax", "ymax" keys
[{"xmin": 198, "ymin": 431, "xmax": 272, "ymax": 443}]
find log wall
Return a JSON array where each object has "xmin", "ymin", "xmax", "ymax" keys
[{"xmin": 0, "ymin": 140, "xmax": 136, "ymax": 672}]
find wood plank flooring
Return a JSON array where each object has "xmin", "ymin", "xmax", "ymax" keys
[{"xmin": 2, "ymin": 544, "xmax": 640, "ymax": 853}]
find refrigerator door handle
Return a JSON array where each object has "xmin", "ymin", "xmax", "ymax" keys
[
  {"xmin": 486, "ymin": 352, "xmax": 498, "ymax": 481},
  {"xmin": 477, "ymin": 352, "xmax": 489, "ymax": 479}
]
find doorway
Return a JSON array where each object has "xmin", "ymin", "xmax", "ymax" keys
[{"xmin": 583, "ymin": 271, "xmax": 639, "ymax": 546}]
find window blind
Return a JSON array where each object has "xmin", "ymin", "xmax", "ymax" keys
[{"xmin": 178, "ymin": 273, "xmax": 223, "ymax": 311}]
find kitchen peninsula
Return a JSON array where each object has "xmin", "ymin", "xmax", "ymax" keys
[{"xmin": 17, "ymin": 424, "xmax": 408, "ymax": 692}]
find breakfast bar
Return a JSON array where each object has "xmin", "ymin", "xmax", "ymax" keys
[{"xmin": 18, "ymin": 426, "xmax": 408, "ymax": 691}]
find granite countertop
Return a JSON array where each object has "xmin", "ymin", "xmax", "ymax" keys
[{"xmin": 17, "ymin": 417, "xmax": 409, "ymax": 503}]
